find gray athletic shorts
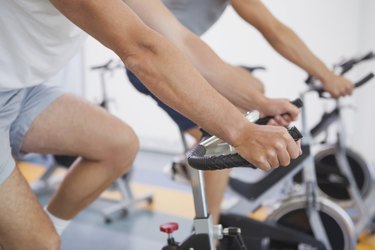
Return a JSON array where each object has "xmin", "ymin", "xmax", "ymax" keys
[{"xmin": 0, "ymin": 84, "xmax": 65, "ymax": 184}]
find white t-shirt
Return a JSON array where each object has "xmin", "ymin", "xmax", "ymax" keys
[
  {"xmin": 0, "ymin": 0, "xmax": 87, "ymax": 90},
  {"xmin": 162, "ymin": 0, "xmax": 229, "ymax": 36}
]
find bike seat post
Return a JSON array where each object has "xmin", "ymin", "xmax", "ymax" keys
[
  {"xmin": 177, "ymin": 128, "xmax": 218, "ymax": 249},
  {"xmin": 189, "ymin": 169, "xmax": 217, "ymax": 250}
]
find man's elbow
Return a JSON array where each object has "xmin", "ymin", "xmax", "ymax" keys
[{"xmin": 121, "ymin": 30, "xmax": 165, "ymax": 78}]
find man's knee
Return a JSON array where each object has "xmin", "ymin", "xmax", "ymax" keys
[
  {"xmin": 27, "ymin": 221, "xmax": 61, "ymax": 250},
  {"xmin": 102, "ymin": 124, "xmax": 139, "ymax": 175},
  {"xmin": 5, "ymin": 231, "xmax": 60, "ymax": 250},
  {"xmin": 37, "ymin": 233, "xmax": 61, "ymax": 250}
]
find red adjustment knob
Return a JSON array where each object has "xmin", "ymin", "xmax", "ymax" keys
[{"xmin": 160, "ymin": 222, "xmax": 179, "ymax": 234}]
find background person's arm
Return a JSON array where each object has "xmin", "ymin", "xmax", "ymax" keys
[
  {"xmin": 122, "ymin": 0, "xmax": 298, "ymax": 119},
  {"xmin": 50, "ymin": 0, "xmax": 300, "ymax": 170},
  {"xmin": 231, "ymin": 0, "xmax": 353, "ymax": 97}
]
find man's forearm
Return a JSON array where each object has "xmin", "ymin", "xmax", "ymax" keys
[
  {"xmin": 51, "ymin": 0, "xmax": 251, "ymax": 145},
  {"xmin": 232, "ymin": 0, "xmax": 333, "ymax": 83},
  {"xmin": 179, "ymin": 34, "xmax": 269, "ymax": 111},
  {"xmin": 262, "ymin": 24, "xmax": 333, "ymax": 82},
  {"xmin": 127, "ymin": 34, "xmax": 257, "ymax": 144},
  {"xmin": 121, "ymin": 0, "xmax": 269, "ymax": 112}
]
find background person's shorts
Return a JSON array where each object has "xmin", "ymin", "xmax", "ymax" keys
[
  {"xmin": 126, "ymin": 69, "xmax": 197, "ymax": 132},
  {"xmin": 0, "ymin": 84, "xmax": 64, "ymax": 184}
]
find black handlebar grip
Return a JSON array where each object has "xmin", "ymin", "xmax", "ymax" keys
[
  {"xmin": 187, "ymin": 126, "xmax": 303, "ymax": 171},
  {"xmin": 241, "ymin": 65, "xmax": 266, "ymax": 73},
  {"xmin": 354, "ymin": 73, "xmax": 374, "ymax": 88},
  {"xmin": 187, "ymin": 145, "xmax": 251, "ymax": 170},
  {"xmin": 363, "ymin": 51, "xmax": 375, "ymax": 60},
  {"xmin": 305, "ymin": 75, "xmax": 315, "ymax": 85},
  {"xmin": 306, "ymin": 51, "xmax": 374, "ymax": 84},
  {"xmin": 90, "ymin": 60, "xmax": 113, "ymax": 70},
  {"xmin": 340, "ymin": 51, "xmax": 375, "ymax": 74},
  {"xmin": 255, "ymin": 98, "xmax": 303, "ymax": 125}
]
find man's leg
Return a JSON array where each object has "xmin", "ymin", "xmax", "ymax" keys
[
  {"xmin": 0, "ymin": 169, "xmax": 60, "ymax": 250},
  {"xmin": 204, "ymin": 169, "xmax": 231, "ymax": 225},
  {"xmin": 0, "ymin": 88, "xmax": 60, "ymax": 249},
  {"xmin": 21, "ymin": 94, "xmax": 139, "ymax": 220}
]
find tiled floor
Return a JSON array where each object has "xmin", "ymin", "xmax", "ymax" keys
[{"xmin": 19, "ymin": 150, "xmax": 375, "ymax": 250}]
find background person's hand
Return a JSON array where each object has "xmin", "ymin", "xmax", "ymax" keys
[
  {"xmin": 321, "ymin": 73, "xmax": 354, "ymax": 98},
  {"xmin": 258, "ymin": 98, "xmax": 300, "ymax": 126}
]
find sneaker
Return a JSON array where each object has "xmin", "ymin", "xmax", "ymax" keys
[{"xmin": 163, "ymin": 155, "xmax": 191, "ymax": 185}]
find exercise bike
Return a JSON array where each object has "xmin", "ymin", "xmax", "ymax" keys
[
  {"xmin": 302, "ymin": 52, "xmax": 375, "ymax": 235},
  {"xmin": 216, "ymin": 112, "xmax": 357, "ymax": 249},
  {"xmin": 225, "ymin": 52, "xmax": 374, "ymax": 250},
  {"xmin": 225, "ymin": 89, "xmax": 375, "ymax": 250},
  {"xmin": 160, "ymin": 108, "xmax": 338, "ymax": 250}
]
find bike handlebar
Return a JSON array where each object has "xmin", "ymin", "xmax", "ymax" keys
[
  {"xmin": 90, "ymin": 59, "xmax": 124, "ymax": 71},
  {"xmin": 241, "ymin": 65, "xmax": 266, "ymax": 73},
  {"xmin": 338, "ymin": 51, "xmax": 375, "ymax": 75},
  {"xmin": 353, "ymin": 73, "xmax": 375, "ymax": 88},
  {"xmin": 305, "ymin": 51, "xmax": 375, "ymax": 86},
  {"xmin": 187, "ymin": 126, "xmax": 302, "ymax": 171}
]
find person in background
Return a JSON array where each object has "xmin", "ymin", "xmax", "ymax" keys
[{"xmin": 124, "ymin": 0, "xmax": 353, "ymax": 226}]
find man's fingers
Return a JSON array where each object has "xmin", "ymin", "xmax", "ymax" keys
[
  {"xmin": 287, "ymin": 140, "xmax": 301, "ymax": 159},
  {"xmin": 281, "ymin": 129, "xmax": 300, "ymax": 159},
  {"xmin": 296, "ymin": 140, "xmax": 302, "ymax": 155},
  {"xmin": 290, "ymin": 107, "xmax": 300, "ymax": 120},
  {"xmin": 267, "ymin": 118, "xmax": 278, "ymax": 126},
  {"xmin": 274, "ymin": 115, "xmax": 289, "ymax": 126},
  {"xmin": 347, "ymin": 84, "xmax": 354, "ymax": 95},
  {"xmin": 277, "ymin": 148, "xmax": 291, "ymax": 167},
  {"xmin": 266, "ymin": 150, "xmax": 280, "ymax": 169},
  {"xmin": 281, "ymin": 114, "xmax": 293, "ymax": 123},
  {"xmin": 255, "ymin": 156, "xmax": 272, "ymax": 171}
]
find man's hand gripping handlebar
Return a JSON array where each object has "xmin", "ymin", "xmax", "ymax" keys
[{"xmin": 188, "ymin": 99, "xmax": 303, "ymax": 171}]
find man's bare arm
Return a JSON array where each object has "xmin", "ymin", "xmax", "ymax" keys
[
  {"xmin": 121, "ymin": 0, "xmax": 299, "ymax": 116},
  {"xmin": 231, "ymin": 0, "xmax": 353, "ymax": 97},
  {"xmin": 50, "ymin": 0, "xmax": 246, "ymax": 143},
  {"xmin": 50, "ymin": 0, "xmax": 300, "ymax": 169}
]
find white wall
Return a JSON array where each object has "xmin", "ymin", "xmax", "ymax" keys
[
  {"xmin": 82, "ymin": 0, "xmax": 373, "ymax": 155},
  {"xmin": 352, "ymin": 0, "xmax": 375, "ymax": 162}
]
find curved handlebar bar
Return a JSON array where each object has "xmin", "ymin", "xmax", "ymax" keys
[
  {"xmin": 241, "ymin": 65, "xmax": 266, "ymax": 73},
  {"xmin": 353, "ymin": 73, "xmax": 375, "ymax": 88},
  {"xmin": 305, "ymin": 51, "xmax": 375, "ymax": 85},
  {"xmin": 90, "ymin": 59, "xmax": 124, "ymax": 71},
  {"xmin": 187, "ymin": 126, "xmax": 302, "ymax": 171},
  {"xmin": 337, "ymin": 51, "xmax": 375, "ymax": 75}
]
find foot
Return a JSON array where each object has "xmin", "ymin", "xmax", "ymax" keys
[{"xmin": 163, "ymin": 155, "xmax": 191, "ymax": 184}]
